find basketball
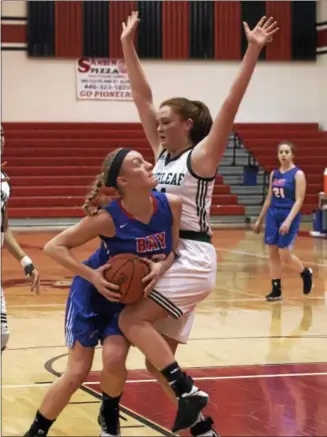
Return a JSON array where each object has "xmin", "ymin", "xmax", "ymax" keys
[{"xmin": 104, "ymin": 253, "xmax": 150, "ymax": 304}]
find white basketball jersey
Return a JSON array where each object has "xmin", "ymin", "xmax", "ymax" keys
[
  {"xmin": 153, "ymin": 148, "xmax": 215, "ymax": 236},
  {"xmin": 1, "ymin": 172, "xmax": 11, "ymax": 247}
]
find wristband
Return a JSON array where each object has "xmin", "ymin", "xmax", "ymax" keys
[
  {"xmin": 20, "ymin": 256, "xmax": 35, "ymax": 276},
  {"xmin": 20, "ymin": 256, "xmax": 33, "ymax": 267}
]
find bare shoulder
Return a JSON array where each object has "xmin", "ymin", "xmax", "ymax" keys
[
  {"xmin": 295, "ymin": 169, "xmax": 305, "ymax": 180},
  {"xmin": 165, "ymin": 193, "xmax": 182, "ymax": 207},
  {"xmin": 81, "ymin": 209, "xmax": 115, "ymax": 237}
]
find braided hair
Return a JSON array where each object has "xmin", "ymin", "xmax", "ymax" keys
[{"xmin": 83, "ymin": 148, "xmax": 123, "ymax": 216}]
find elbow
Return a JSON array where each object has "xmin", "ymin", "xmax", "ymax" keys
[{"xmin": 132, "ymin": 89, "xmax": 152, "ymax": 104}]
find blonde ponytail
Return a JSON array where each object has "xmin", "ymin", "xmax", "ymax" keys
[
  {"xmin": 82, "ymin": 148, "xmax": 123, "ymax": 216},
  {"xmin": 83, "ymin": 173, "xmax": 104, "ymax": 216}
]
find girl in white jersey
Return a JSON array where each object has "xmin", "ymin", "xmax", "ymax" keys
[{"xmin": 93, "ymin": 12, "xmax": 279, "ymax": 437}]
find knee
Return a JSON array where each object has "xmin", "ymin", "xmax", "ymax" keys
[
  {"xmin": 118, "ymin": 308, "xmax": 140, "ymax": 334},
  {"xmin": 268, "ymin": 246, "xmax": 280, "ymax": 260},
  {"xmin": 64, "ymin": 364, "xmax": 90, "ymax": 389},
  {"xmin": 279, "ymin": 249, "xmax": 292, "ymax": 264},
  {"xmin": 103, "ymin": 346, "xmax": 128, "ymax": 376}
]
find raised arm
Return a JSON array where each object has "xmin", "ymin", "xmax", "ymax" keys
[
  {"xmin": 191, "ymin": 17, "xmax": 279, "ymax": 178},
  {"xmin": 121, "ymin": 12, "xmax": 161, "ymax": 158}
]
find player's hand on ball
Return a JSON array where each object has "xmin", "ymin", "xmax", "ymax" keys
[
  {"xmin": 279, "ymin": 220, "xmax": 290, "ymax": 235},
  {"xmin": 252, "ymin": 220, "xmax": 262, "ymax": 234},
  {"xmin": 91, "ymin": 265, "xmax": 121, "ymax": 302},
  {"xmin": 141, "ymin": 258, "xmax": 164, "ymax": 296}
]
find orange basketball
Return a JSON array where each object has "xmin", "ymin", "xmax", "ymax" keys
[{"xmin": 104, "ymin": 253, "xmax": 150, "ymax": 304}]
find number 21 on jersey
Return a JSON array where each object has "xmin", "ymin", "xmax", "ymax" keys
[{"xmin": 273, "ymin": 187, "xmax": 285, "ymax": 198}]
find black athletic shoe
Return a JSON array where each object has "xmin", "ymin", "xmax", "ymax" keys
[
  {"xmin": 24, "ymin": 431, "xmax": 46, "ymax": 437},
  {"xmin": 266, "ymin": 289, "xmax": 282, "ymax": 301},
  {"xmin": 190, "ymin": 416, "xmax": 220, "ymax": 436},
  {"xmin": 172, "ymin": 388, "xmax": 209, "ymax": 432},
  {"xmin": 301, "ymin": 267, "xmax": 313, "ymax": 295},
  {"xmin": 98, "ymin": 402, "xmax": 120, "ymax": 436}
]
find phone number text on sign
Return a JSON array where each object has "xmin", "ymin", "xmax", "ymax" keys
[{"xmin": 76, "ymin": 58, "xmax": 133, "ymax": 101}]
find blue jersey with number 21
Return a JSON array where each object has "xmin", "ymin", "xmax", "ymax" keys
[
  {"xmin": 270, "ymin": 167, "xmax": 299, "ymax": 210},
  {"xmin": 265, "ymin": 166, "xmax": 301, "ymax": 249}
]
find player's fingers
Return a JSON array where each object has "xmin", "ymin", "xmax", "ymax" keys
[
  {"xmin": 104, "ymin": 289, "xmax": 121, "ymax": 302},
  {"xmin": 30, "ymin": 275, "xmax": 38, "ymax": 292},
  {"xmin": 256, "ymin": 16, "xmax": 267, "ymax": 28},
  {"xmin": 144, "ymin": 279, "xmax": 156, "ymax": 296},
  {"xmin": 262, "ymin": 16, "xmax": 274, "ymax": 30},
  {"xmin": 105, "ymin": 281, "xmax": 120, "ymax": 291},
  {"xmin": 142, "ymin": 271, "xmax": 154, "ymax": 283},
  {"xmin": 140, "ymin": 258, "xmax": 152, "ymax": 267},
  {"xmin": 151, "ymin": 254, "xmax": 166, "ymax": 262},
  {"xmin": 31, "ymin": 276, "xmax": 41, "ymax": 294},
  {"xmin": 107, "ymin": 295, "xmax": 121, "ymax": 303},
  {"xmin": 99, "ymin": 264, "xmax": 112, "ymax": 272}
]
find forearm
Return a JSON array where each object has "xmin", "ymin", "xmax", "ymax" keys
[
  {"xmin": 4, "ymin": 227, "xmax": 28, "ymax": 262},
  {"xmin": 213, "ymin": 44, "xmax": 261, "ymax": 135},
  {"xmin": 257, "ymin": 199, "xmax": 271, "ymax": 223},
  {"xmin": 227, "ymin": 43, "xmax": 262, "ymax": 110},
  {"xmin": 44, "ymin": 243, "xmax": 95, "ymax": 283},
  {"xmin": 205, "ymin": 44, "xmax": 262, "ymax": 163},
  {"xmin": 122, "ymin": 40, "xmax": 152, "ymax": 101},
  {"xmin": 286, "ymin": 200, "xmax": 303, "ymax": 223}
]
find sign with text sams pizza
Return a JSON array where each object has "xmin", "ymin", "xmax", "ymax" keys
[{"xmin": 76, "ymin": 58, "xmax": 132, "ymax": 101}]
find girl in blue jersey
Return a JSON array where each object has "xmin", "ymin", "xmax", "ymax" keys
[
  {"xmin": 25, "ymin": 148, "xmax": 207, "ymax": 436},
  {"xmin": 253, "ymin": 141, "xmax": 313, "ymax": 301}
]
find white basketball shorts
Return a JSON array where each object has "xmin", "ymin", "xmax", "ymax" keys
[{"xmin": 149, "ymin": 238, "xmax": 217, "ymax": 343}]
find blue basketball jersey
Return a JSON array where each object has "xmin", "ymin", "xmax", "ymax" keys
[
  {"xmin": 270, "ymin": 167, "xmax": 299, "ymax": 210},
  {"xmin": 85, "ymin": 190, "xmax": 173, "ymax": 270},
  {"xmin": 65, "ymin": 191, "xmax": 174, "ymax": 348}
]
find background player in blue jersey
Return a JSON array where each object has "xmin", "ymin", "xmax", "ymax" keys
[
  {"xmin": 25, "ymin": 147, "xmax": 194, "ymax": 437},
  {"xmin": 253, "ymin": 141, "xmax": 313, "ymax": 301}
]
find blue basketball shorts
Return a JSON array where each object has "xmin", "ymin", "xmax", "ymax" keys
[
  {"xmin": 65, "ymin": 275, "xmax": 124, "ymax": 349},
  {"xmin": 264, "ymin": 207, "xmax": 301, "ymax": 249}
]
